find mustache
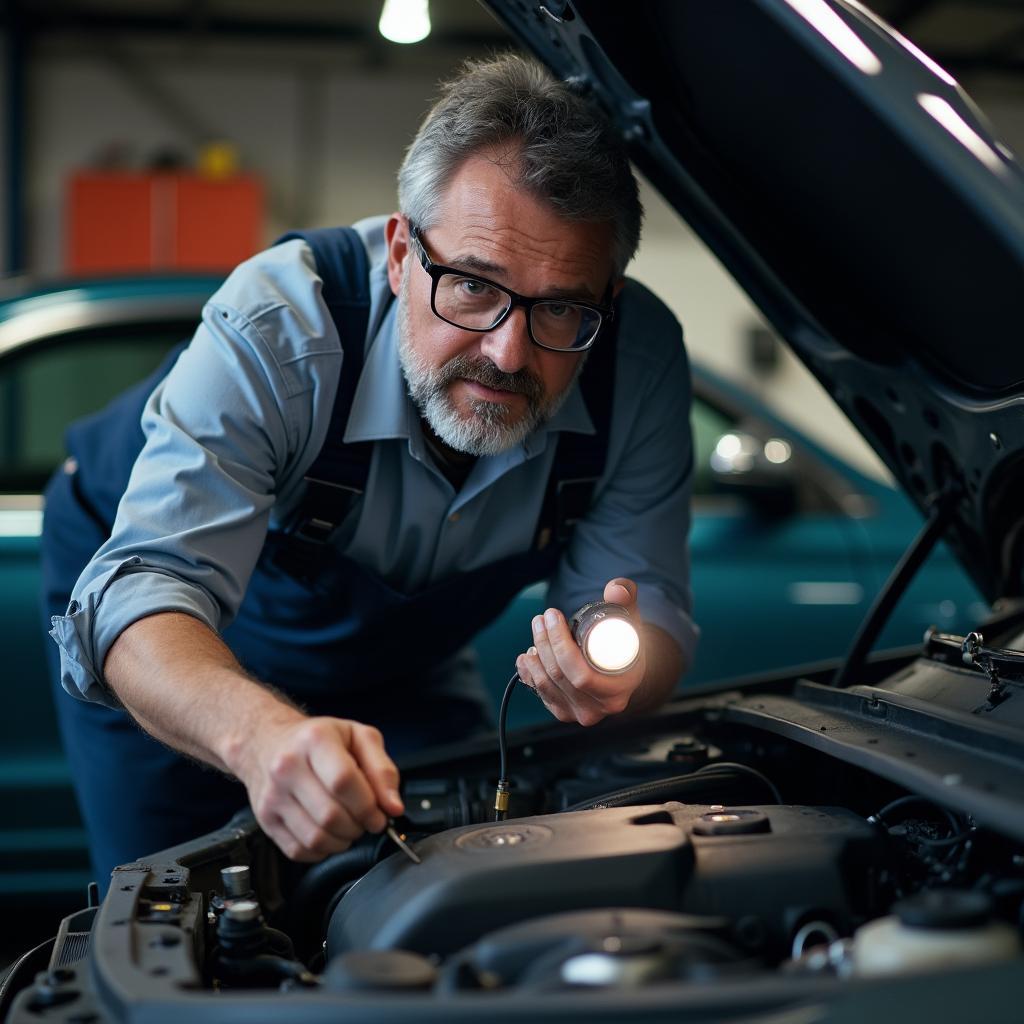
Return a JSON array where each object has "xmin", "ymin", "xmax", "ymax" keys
[{"xmin": 436, "ymin": 355, "xmax": 544, "ymax": 402}]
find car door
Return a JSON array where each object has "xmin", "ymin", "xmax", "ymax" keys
[
  {"xmin": 686, "ymin": 381, "xmax": 877, "ymax": 683},
  {"xmin": 0, "ymin": 286, "xmax": 209, "ymax": 898}
]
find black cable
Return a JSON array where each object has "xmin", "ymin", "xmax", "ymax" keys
[
  {"xmin": 873, "ymin": 795, "xmax": 962, "ymax": 836},
  {"xmin": 565, "ymin": 761, "xmax": 783, "ymax": 813},
  {"xmin": 497, "ymin": 671, "xmax": 519, "ymax": 783},
  {"xmin": 692, "ymin": 761, "xmax": 784, "ymax": 804},
  {"xmin": 494, "ymin": 671, "xmax": 521, "ymax": 821},
  {"xmin": 915, "ymin": 831, "xmax": 973, "ymax": 848}
]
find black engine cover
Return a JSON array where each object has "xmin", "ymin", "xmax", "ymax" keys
[{"xmin": 327, "ymin": 803, "xmax": 884, "ymax": 960}]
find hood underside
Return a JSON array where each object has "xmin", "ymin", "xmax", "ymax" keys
[{"xmin": 485, "ymin": 0, "xmax": 1024, "ymax": 602}]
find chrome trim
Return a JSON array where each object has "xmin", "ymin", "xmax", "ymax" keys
[{"xmin": 0, "ymin": 295, "xmax": 207, "ymax": 359}]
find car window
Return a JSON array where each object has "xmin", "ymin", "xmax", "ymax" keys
[
  {"xmin": 690, "ymin": 395, "xmax": 735, "ymax": 497},
  {"xmin": 0, "ymin": 324, "xmax": 191, "ymax": 493}
]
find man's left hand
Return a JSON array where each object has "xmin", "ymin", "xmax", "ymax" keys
[{"xmin": 515, "ymin": 577, "xmax": 646, "ymax": 727}]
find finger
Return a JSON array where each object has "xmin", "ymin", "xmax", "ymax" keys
[
  {"xmin": 532, "ymin": 611, "xmax": 588, "ymax": 691},
  {"xmin": 604, "ymin": 577, "xmax": 637, "ymax": 609},
  {"xmin": 517, "ymin": 647, "xmax": 575, "ymax": 723},
  {"xmin": 527, "ymin": 624, "xmax": 608, "ymax": 726},
  {"xmin": 349, "ymin": 724, "xmax": 403, "ymax": 823},
  {"xmin": 263, "ymin": 742, "xmax": 364, "ymax": 846},
  {"xmin": 259, "ymin": 812, "xmax": 314, "ymax": 863},
  {"xmin": 292, "ymin": 763, "xmax": 365, "ymax": 844},
  {"xmin": 307, "ymin": 723, "xmax": 386, "ymax": 833},
  {"xmin": 276, "ymin": 798, "xmax": 354, "ymax": 861}
]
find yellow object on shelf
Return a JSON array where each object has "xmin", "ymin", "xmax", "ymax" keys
[{"xmin": 198, "ymin": 141, "xmax": 240, "ymax": 180}]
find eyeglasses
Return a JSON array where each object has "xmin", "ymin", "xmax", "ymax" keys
[{"xmin": 408, "ymin": 222, "xmax": 613, "ymax": 353}]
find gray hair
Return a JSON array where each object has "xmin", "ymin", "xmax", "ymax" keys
[{"xmin": 398, "ymin": 53, "xmax": 642, "ymax": 276}]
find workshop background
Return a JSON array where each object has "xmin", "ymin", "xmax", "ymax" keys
[
  {"xmin": 2, "ymin": 0, "xmax": 1021, "ymax": 478},
  {"xmin": 1, "ymin": 0, "xmax": 1023, "ymax": 969}
]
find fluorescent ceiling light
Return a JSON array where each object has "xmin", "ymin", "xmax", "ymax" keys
[
  {"xmin": 379, "ymin": 0, "xmax": 431, "ymax": 45},
  {"xmin": 784, "ymin": 0, "xmax": 883, "ymax": 76}
]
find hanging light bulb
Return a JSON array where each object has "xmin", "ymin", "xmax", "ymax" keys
[
  {"xmin": 379, "ymin": 0, "xmax": 431, "ymax": 45},
  {"xmin": 570, "ymin": 601, "xmax": 641, "ymax": 674}
]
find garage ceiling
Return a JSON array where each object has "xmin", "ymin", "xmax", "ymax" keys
[{"xmin": 4, "ymin": 1, "xmax": 1024, "ymax": 77}]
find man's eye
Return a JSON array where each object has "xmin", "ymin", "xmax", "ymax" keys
[
  {"xmin": 547, "ymin": 303, "xmax": 572, "ymax": 318},
  {"xmin": 456, "ymin": 278, "xmax": 493, "ymax": 298}
]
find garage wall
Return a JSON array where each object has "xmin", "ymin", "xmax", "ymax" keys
[{"xmin": 11, "ymin": 34, "xmax": 1024, "ymax": 481}]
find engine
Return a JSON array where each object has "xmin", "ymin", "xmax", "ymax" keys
[{"xmin": 6, "ymin": 711, "xmax": 1024, "ymax": 1021}]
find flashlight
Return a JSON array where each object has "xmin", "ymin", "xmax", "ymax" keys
[
  {"xmin": 493, "ymin": 598, "xmax": 642, "ymax": 822},
  {"xmin": 570, "ymin": 601, "xmax": 641, "ymax": 674}
]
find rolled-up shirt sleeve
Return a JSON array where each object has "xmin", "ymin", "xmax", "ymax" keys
[
  {"xmin": 547, "ymin": 282, "xmax": 699, "ymax": 673},
  {"xmin": 50, "ymin": 241, "xmax": 342, "ymax": 706}
]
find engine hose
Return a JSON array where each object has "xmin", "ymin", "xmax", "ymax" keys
[
  {"xmin": 565, "ymin": 764, "xmax": 781, "ymax": 813},
  {"xmin": 283, "ymin": 838, "xmax": 385, "ymax": 959}
]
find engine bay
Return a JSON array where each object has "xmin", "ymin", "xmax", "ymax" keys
[{"xmin": 5, "ymin": 637, "xmax": 1024, "ymax": 1023}]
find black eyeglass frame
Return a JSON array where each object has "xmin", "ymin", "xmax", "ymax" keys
[{"xmin": 408, "ymin": 222, "xmax": 614, "ymax": 353}]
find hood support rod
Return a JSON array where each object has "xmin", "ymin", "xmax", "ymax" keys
[{"xmin": 831, "ymin": 488, "xmax": 961, "ymax": 689}]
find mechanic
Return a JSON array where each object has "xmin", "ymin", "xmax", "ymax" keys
[{"xmin": 41, "ymin": 53, "xmax": 698, "ymax": 886}]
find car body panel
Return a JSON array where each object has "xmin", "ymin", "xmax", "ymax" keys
[{"xmin": 485, "ymin": 0, "xmax": 1024, "ymax": 602}]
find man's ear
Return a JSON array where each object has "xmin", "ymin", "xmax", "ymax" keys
[
  {"xmin": 612, "ymin": 277, "xmax": 625, "ymax": 300},
  {"xmin": 385, "ymin": 213, "xmax": 407, "ymax": 297}
]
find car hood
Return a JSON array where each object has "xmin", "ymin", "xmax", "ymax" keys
[{"xmin": 484, "ymin": 0, "xmax": 1024, "ymax": 603}]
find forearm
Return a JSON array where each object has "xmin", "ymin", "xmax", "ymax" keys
[
  {"xmin": 103, "ymin": 610, "xmax": 403, "ymax": 864},
  {"xmin": 626, "ymin": 622, "xmax": 685, "ymax": 715},
  {"xmin": 103, "ymin": 611, "xmax": 304, "ymax": 777}
]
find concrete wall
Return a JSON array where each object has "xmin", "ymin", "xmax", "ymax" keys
[{"xmin": 8, "ymin": 33, "xmax": 1024, "ymax": 480}]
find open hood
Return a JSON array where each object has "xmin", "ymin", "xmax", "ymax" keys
[{"xmin": 484, "ymin": 0, "xmax": 1024, "ymax": 603}]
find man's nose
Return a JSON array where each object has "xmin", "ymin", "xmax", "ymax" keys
[{"xmin": 479, "ymin": 306, "xmax": 532, "ymax": 374}]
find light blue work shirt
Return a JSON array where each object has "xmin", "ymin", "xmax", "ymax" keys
[{"xmin": 50, "ymin": 216, "xmax": 698, "ymax": 708}]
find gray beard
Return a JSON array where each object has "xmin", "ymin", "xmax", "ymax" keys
[{"xmin": 396, "ymin": 272, "xmax": 582, "ymax": 457}]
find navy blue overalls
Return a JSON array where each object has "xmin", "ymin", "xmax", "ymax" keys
[{"xmin": 40, "ymin": 227, "xmax": 617, "ymax": 887}]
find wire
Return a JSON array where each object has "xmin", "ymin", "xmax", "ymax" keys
[
  {"xmin": 494, "ymin": 672, "xmax": 521, "ymax": 822},
  {"xmin": 564, "ymin": 760, "xmax": 783, "ymax": 813},
  {"xmin": 691, "ymin": 761, "xmax": 784, "ymax": 804},
  {"xmin": 915, "ymin": 831, "xmax": 973, "ymax": 848},
  {"xmin": 497, "ymin": 671, "xmax": 520, "ymax": 783},
  {"xmin": 873, "ymin": 795, "xmax": 962, "ymax": 836}
]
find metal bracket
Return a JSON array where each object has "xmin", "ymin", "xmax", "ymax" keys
[{"xmin": 925, "ymin": 628, "xmax": 1023, "ymax": 708}]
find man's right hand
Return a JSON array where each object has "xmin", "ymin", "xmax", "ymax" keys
[
  {"xmin": 105, "ymin": 613, "xmax": 405, "ymax": 864},
  {"xmin": 231, "ymin": 714, "xmax": 404, "ymax": 862}
]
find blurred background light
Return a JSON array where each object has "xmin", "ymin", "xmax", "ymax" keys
[{"xmin": 764, "ymin": 439, "xmax": 793, "ymax": 464}]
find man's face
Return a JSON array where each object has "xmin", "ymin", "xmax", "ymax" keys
[{"xmin": 387, "ymin": 152, "xmax": 618, "ymax": 456}]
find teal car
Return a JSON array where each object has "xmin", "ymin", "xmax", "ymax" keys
[{"xmin": 0, "ymin": 275, "xmax": 985, "ymax": 901}]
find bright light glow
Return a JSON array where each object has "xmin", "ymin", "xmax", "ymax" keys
[
  {"xmin": 783, "ymin": 0, "xmax": 882, "ymax": 75},
  {"xmin": 844, "ymin": 0, "xmax": 956, "ymax": 86},
  {"xmin": 996, "ymin": 141, "xmax": 1018, "ymax": 163},
  {"xmin": 379, "ymin": 0, "xmax": 431, "ymax": 44},
  {"xmin": 585, "ymin": 617, "xmax": 640, "ymax": 673},
  {"xmin": 715, "ymin": 433, "xmax": 742, "ymax": 460},
  {"xmin": 711, "ymin": 433, "xmax": 756, "ymax": 474},
  {"xmin": 0, "ymin": 510, "xmax": 42, "ymax": 537},
  {"xmin": 764, "ymin": 439, "xmax": 793, "ymax": 465},
  {"xmin": 889, "ymin": 30, "xmax": 956, "ymax": 85},
  {"xmin": 918, "ymin": 93, "xmax": 1006, "ymax": 175}
]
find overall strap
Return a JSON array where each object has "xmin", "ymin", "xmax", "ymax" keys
[
  {"xmin": 271, "ymin": 227, "xmax": 374, "ymax": 569},
  {"xmin": 533, "ymin": 306, "xmax": 619, "ymax": 550}
]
